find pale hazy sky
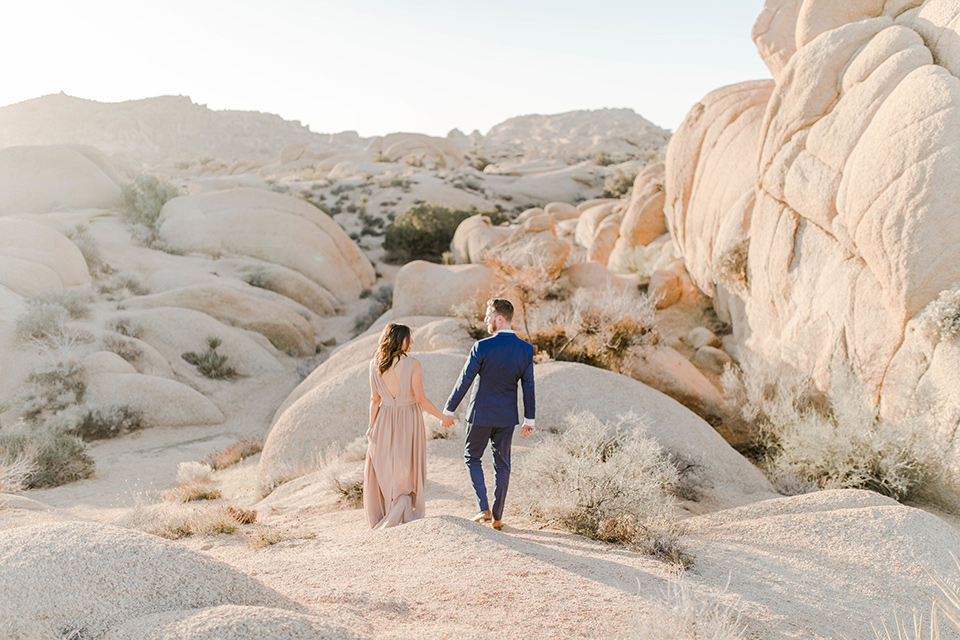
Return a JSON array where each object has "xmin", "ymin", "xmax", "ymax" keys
[{"xmin": 0, "ymin": 0, "xmax": 771, "ymax": 137}]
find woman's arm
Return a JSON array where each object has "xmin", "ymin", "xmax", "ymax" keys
[
  {"xmin": 367, "ymin": 362, "xmax": 381, "ymax": 438},
  {"xmin": 411, "ymin": 359, "xmax": 454, "ymax": 426}
]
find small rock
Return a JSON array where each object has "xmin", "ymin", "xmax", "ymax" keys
[
  {"xmin": 692, "ymin": 346, "xmax": 734, "ymax": 375},
  {"xmin": 686, "ymin": 327, "xmax": 721, "ymax": 350}
]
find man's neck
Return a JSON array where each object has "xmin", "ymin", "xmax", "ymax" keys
[{"xmin": 497, "ymin": 324, "xmax": 514, "ymax": 333}]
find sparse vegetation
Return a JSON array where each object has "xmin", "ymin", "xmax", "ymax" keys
[
  {"xmin": 226, "ymin": 505, "xmax": 258, "ymax": 524},
  {"xmin": 603, "ymin": 170, "xmax": 638, "ymax": 199},
  {"xmin": 383, "ymin": 203, "xmax": 507, "ymax": 263},
  {"xmin": 0, "ymin": 453, "xmax": 37, "ymax": 494},
  {"xmin": 204, "ymin": 439, "xmax": 264, "ymax": 470},
  {"xmin": 722, "ymin": 356, "xmax": 944, "ymax": 503},
  {"xmin": 121, "ymin": 174, "xmax": 180, "ymax": 243},
  {"xmin": 16, "ymin": 290, "xmax": 93, "ymax": 347},
  {"xmin": 528, "ymin": 284, "xmax": 660, "ymax": 372},
  {"xmin": 102, "ymin": 333, "xmax": 143, "ymax": 364},
  {"xmin": 176, "ymin": 460, "xmax": 213, "ymax": 484},
  {"xmin": 318, "ymin": 444, "xmax": 365, "ymax": 509},
  {"xmin": 65, "ymin": 224, "xmax": 110, "ymax": 277},
  {"xmin": 635, "ymin": 571, "xmax": 745, "ymax": 640},
  {"xmin": 607, "ymin": 243, "xmax": 662, "ymax": 282},
  {"xmin": 923, "ymin": 287, "xmax": 960, "ymax": 340},
  {"xmin": 162, "ymin": 479, "xmax": 223, "ymax": 503},
  {"xmin": 0, "ymin": 425, "xmax": 95, "ymax": 489},
  {"xmin": 354, "ymin": 285, "xmax": 393, "ymax": 334},
  {"xmin": 70, "ymin": 404, "xmax": 144, "ymax": 441},
  {"xmin": 515, "ymin": 411, "xmax": 692, "ymax": 568},
  {"xmin": 97, "ymin": 271, "xmax": 150, "ymax": 300},
  {"xmin": 182, "ymin": 336, "xmax": 237, "ymax": 379}
]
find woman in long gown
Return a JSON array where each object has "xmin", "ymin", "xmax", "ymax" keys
[{"xmin": 364, "ymin": 323, "xmax": 453, "ymax": 529}]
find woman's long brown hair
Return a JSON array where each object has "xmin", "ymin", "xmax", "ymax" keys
[{"xmin": 376, "ymin": 323, "xmax": 411, "ymax": 374}]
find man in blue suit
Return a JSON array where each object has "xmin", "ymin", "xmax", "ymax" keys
[{"xmin": 444, "ymin": 298, "xmax": 535, "ymax": 531}]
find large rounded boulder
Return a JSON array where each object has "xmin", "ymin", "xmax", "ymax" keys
[
  {"xmin": 157, "ymin": 188, "xmax": 375, "ymax": 304},
  {"xmin": 0, "ymin": 144, "xmax": 124, "ymax": 215}
]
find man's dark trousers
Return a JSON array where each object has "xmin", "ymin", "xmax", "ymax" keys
[{"xmin": 464, "ymin": 423, "xmax": 514, "ymax": 521}]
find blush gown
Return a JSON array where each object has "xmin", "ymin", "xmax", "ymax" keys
[{"xmin": 364, "ymin": 357, "xmax": 427, "ymax": 529}]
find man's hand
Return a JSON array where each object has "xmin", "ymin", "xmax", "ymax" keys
[
  {"xmin": 441, "ymin": 415, "xmax": 455, "ymax": 429},
  {"xmin": 521, "ymin": 424, "xmax": 535, "ymax": 437}
]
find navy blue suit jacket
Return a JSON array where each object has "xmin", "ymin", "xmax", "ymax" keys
[{"xmin": 445, "ymin": 331, "xmax": 535, "ymax": 428}]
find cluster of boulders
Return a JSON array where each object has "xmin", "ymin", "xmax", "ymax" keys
[
  {"xmin": 385, "ymin": 181, "xmax": 740, "ymax": 431},
  {"xmin": 0, "ymin": 143, "xmax": 375, "ymax": 433},
  {"xmin": 663, "ymin": 0, "xmax": 960, "ymax": 453}
]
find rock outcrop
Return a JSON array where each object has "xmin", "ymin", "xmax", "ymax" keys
[{"xmin": 665, "ymin": 1, "xmax": 960, "ymax": 452}]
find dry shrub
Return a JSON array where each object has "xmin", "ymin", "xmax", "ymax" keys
[
  {"xmin": 119, "ymin": 502, "xmax": 243, "ymax": 539},
  {"xmin": 635, "ymin": 572, "xmax": 746, "ymax": 640},
  {"xmin": 162, "ymin": 479, "xmax": 222, "ymax": 503},
  {"xmin": 608, "ymin": 243, "xmax": 663, "ymax": 282},
  {"xmin": 102, "ymin": 333, "xmax": 143, "ymax": 363},
  {"xmin": 204, "ymin": 439, "xmax": 263, "ymax": 471},
  {"xmin": 515, "ymin": 411, "xmax": 691, "ymax": 568},
  {"xmin": 318, "ymin": 444, "xmax": 364, "ymax": 509},
  {"xmin": 530, "ymin": 284, "xmax": 660, "ymax": 372},
  {"xmin": 0, "ymin": 453, "xmax": 37, "ymax": 494},
  {"xmin": 226, "ymin": 505, "xmax": 257, "ymax": 524},
  {"xmin": 246, "ymin": 527, "xmax": 290, "ymax": 548},
  {"xmin": 485, "ymin": 254, "xmax": 561, "ymax": 343},
  {"xmin": 723, "ymin": 356, "xmax": 944, "ymax": 503},
  {"xmin": 65, "ymin": 223, "xmax": 110, "ymax": 277},
  {"xmin": 176, "ymin": 461, "xmax": 213, "ymax": 484},
  {"xmin": 0, "ymin": 424, "xmax": 94, "ymax": 489}
]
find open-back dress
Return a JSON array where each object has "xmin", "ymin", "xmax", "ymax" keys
[{"xmin": 364, "ymin": 356, "xmax": 426, "ymax": 529}]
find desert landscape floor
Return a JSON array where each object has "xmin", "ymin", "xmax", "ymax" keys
[{"xmin": 8, "ymin": 394, "xmax": 959, "ymax": 640}]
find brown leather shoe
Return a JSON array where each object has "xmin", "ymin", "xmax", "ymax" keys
[
  {"xmin": 471, "ymin": 510, "xmax": 492, "ymax": 523},
  {"xmin": 491, "ymin": 520, "xmax": 503, "ymax": 530}
]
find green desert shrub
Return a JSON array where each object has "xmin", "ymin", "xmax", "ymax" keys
[
  {"xmin": 70, "ymin": 404, "xmax": 144, "ymax": 441},
  {"xmin": 383, "ymin": 203, "xmax": 508, "ymax": 263},
  {"xmin": 723, "ymin": 356, "xmax": 944, "ymax": 502},
  {"xmin": 514, "ymin": 411, "xmax": 691, "ymax": 568},
  {"xmin": 603, "ymin": 170, "xmax": 638, "ymax": 199},
  {"xmin": 182, "ymin": 336, "xmax": 237, "ymax": 379},
  {"xmin": 0, "ymin": 426, "xmax": 95, "ymax": 489},
  {"xmin": 121, "ymin": 174, "xmax": 179, "ymax": 230}
]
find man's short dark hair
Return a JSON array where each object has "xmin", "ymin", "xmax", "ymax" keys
[{"xmin": 487, "ymin": 298, "xmax": 514, "ymax": 322}]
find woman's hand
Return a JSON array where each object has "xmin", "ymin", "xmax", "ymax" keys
[{"xmin": 440, "ymin": 415, "xmax": 455, "ymax": 429}]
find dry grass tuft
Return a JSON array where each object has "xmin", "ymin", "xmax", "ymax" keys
[
  {"xmin": 162, "ymin": 479, "xmax": 223, "ymax": 503},
  {"xmin": 634, "ymin": 571, "xmax": 746, "ymax": 640},
  {"xmin": 226, "ymin": 505, "xmax": 258, "ymax": 524},
  {"xmin": 204, "ymin": 439, "xmax": 264, "ymax": 470}
]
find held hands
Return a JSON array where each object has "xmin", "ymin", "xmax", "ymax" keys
[{"xmin": 440, "ymin": 414, "xmax": 455, "ymax": 429}]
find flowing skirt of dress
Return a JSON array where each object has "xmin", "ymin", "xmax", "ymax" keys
[{"xmin": 364, "ymin": 358, "xmax": 426, "ymax": 529}]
